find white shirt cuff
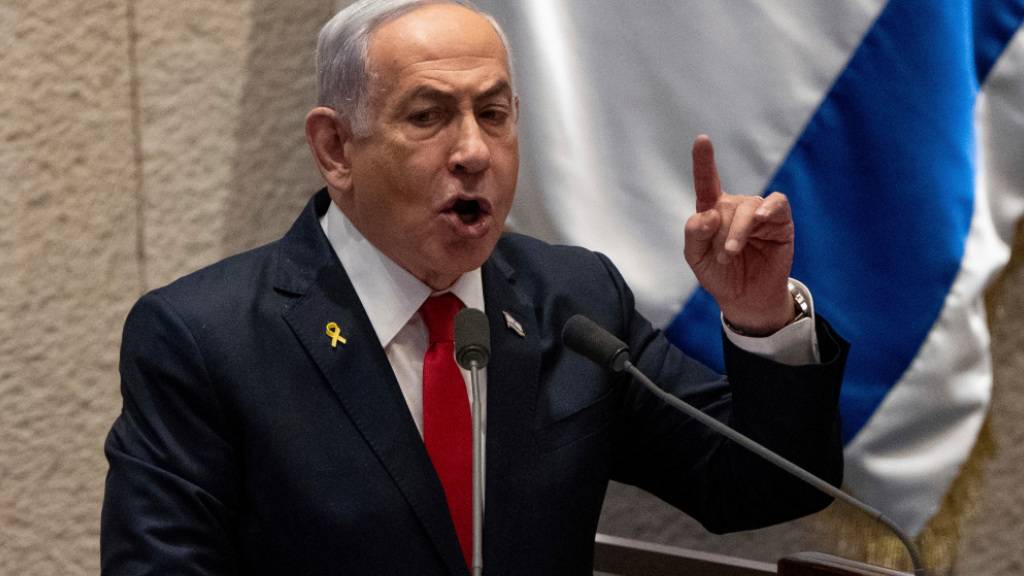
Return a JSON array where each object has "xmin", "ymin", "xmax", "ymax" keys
[{"xmin": 721, "ymin": 278, "xmax": 820, "ymax": 366}]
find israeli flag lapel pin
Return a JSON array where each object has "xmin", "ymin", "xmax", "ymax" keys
[{"xmin": 503, "ymin": 310, "xmax": 525, "ymax": 338}]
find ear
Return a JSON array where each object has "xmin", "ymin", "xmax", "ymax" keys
[{"xmin": 305, "ymin": 106, "xmax": 355, "ymax": 193}]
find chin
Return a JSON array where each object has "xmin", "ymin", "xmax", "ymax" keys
[
  {"xmin": 449, "ymin": 250, "xmax": 492, "ymax": 276},
  {"xmin": 440, "ymin": 237, "xmax": 499, "ymax": 276}
]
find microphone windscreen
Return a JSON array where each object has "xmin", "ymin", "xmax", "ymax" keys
[
  {"xmin": 561, "ymin": 315, "xmax": 630, "ymax": 372},
  {"xmin": 455, "ymin": 307, "xmax": 491, "ymax": 369}
]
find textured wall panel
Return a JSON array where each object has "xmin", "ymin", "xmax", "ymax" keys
[
  {"xmin": 133, "ymin": 0, "xmax": 256, "ymax": 288},
  {"xmin": 0, "ymin": 1, "xmax": 138, "ymax": 574},
  {"xmin": 221, "ymin": 0, "xmax": 334, "ymax": 256},
  {"xmin": 134, "ymin": 0, "xmax": 330, "ymax": 289}
]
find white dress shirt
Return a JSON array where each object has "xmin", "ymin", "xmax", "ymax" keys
[{"xmin": 319, "ymin": 201, "xmax": 819, "ymax": 438}]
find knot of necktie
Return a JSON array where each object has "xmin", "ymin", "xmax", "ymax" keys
[{"xmin": 420, "ymin": 293, "xmax": 464, "ymax": 344}]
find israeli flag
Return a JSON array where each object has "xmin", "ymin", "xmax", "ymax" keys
[{"xmin": 483, "ymin": 0, "xmax": 1024, "ymax": 535}]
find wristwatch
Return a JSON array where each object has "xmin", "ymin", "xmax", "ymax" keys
[{"xmin": 788, "ymin": 280, "xmax": 811, "ymax": 324}]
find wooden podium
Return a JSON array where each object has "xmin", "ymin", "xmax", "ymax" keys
[{"xmin": 593, "ymin": 533, "xmax": 912, "ymax": 575}]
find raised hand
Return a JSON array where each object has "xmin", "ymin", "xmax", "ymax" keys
[{"xmin": 683, "ymin": 135, "xmax": 795, "ymax": 336}]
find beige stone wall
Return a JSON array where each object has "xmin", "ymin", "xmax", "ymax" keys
[
  {"xmin": 1, "ymin": 1, "xmax": 1021, "ymax": 574},
  {"xmin": 1, "ymin": 1, "xmax": 139, "ymax": 573},
  {"xmin": 0, "ymin": 1, "xmax": 329, "ymax": 574}
]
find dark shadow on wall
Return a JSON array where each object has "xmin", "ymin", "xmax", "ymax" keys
[{"xmin": 225, "ymin": 0, "xmax": 336, "ymax": 255}]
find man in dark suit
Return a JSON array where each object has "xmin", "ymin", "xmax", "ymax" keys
[{"xmin": 102, "ymin": 1, "xmax": 848, "ymax": 574}]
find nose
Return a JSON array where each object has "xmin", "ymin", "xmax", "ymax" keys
[{"xmin": 448, "ymin": 114, "xmax": 491, "ymax": 175}]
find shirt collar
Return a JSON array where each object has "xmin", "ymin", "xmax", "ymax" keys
[{"xmin": 320, "ymin": 200, "xmax": 485, "ymax": 348}]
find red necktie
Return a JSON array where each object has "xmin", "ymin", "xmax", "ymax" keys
[{"xmin": 420, "ymin": 293, "xmax": 472, "ymax": 568}]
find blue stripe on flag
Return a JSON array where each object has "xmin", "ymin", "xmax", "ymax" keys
[
  {"xmin": 974, "ymin": 0, "xmax": 1024, "ymax": 84},
  {"xmin": 666, "ymin": 0, "xmax": 1024, "ymax": 442}
]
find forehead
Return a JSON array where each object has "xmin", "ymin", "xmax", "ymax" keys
[{"xmin": 367, "ymin": 4, "xmax": 510, "ymax": 85}]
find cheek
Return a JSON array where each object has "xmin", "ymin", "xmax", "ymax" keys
[
  {"xmin": 360, "ymin": 150, "xmax": 426, "ymax": 215},
  {"xmin": 493, "ymin": 131, "xmax": 519, "ymax": 170},
  {"xmin": 384, "ymin": 141, "xmax": 448, "ymax": 192},
  {"xmin": 494, "ymin": 140, "xmax": 520, "ymax": 207}
]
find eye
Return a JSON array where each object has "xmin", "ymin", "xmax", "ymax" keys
[
  {"xmin": 407, "ymin": 108, "xmax": 442, "ymax": 126},
  {"xmin": 478, "ymin": 106, "xmax": 510, "ymax": 125}
]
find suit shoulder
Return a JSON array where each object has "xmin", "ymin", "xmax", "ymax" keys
[
  {"xmin": 136, "ymin": 240, "xmax": 281, "ymax": 323},
  {"xmin": 494, "ymin": 232, "xmax": 627, "ymax": 295},
  {"xmin": 496, "ymin": 232, "xmax": 610, "ymax": 273}
]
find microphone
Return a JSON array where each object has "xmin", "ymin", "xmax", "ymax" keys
[
  {"xmin": 561, "ymin": 314, "xmax": 629, "ymax": 372},
  {"xmin": 454, "ymin": 307, "xmax": 489, "ymax": 576},
  {"xmin": 560, "ymin": 314, "xmax": 926, "ymax": 576},
  {"xmin": 455, "ymin": 307, "xmax": 490, "ymax": 369}
]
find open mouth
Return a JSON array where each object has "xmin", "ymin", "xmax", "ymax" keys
[
  {"xmin": 441, "ymin": 196, "xmax": 493, "ymax": 238},
  {"xmin": 452, "ymin": 198, "xmax": 484, "ymax": 224}
]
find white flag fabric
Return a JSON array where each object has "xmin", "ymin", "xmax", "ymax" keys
[{"xmin": 480, "ymin": 0, "xmax": 1024, "ymax": 535}]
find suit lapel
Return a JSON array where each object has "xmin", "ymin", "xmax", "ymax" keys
[
  {"xmin": 480, "ymin": 252, "xmax": 541, "ymax": 570},
  {"xmin": 277, "ymin": 192, "xmax": 469, "ymax": 576}
]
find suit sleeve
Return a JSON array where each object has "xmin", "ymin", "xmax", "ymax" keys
[
  {"xmin": 598, "ymin": 253, "xmax": 849, "ymax": 534},
  {"xmin": 102, "ymin": 291, "xmax": 239, "ymax": 575}
]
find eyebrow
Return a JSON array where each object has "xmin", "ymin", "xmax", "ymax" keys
[
  {"xmin": 477, "ymin": 80, "xmax": 513, "ymax": 102},
  {"xmin": 404, "ymin": 80, "xmax": 513, "ymax": 105}
]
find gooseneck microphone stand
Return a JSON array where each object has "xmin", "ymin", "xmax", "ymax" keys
[{"xmin": 454, "ymin": 308, "xmax": 491, "ymax": 576}]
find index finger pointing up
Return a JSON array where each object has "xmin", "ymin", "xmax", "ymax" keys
[{"xmin": 692, "ymin": 134, "xmax": 722, "ymax": 213}]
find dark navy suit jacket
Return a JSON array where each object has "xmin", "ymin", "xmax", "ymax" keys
[{"xmin": 102, "ymin": 189, "xmax": 848, "ymax": 575}]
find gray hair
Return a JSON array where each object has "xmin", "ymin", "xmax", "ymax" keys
[{"xmin": 315, "ymin": 0, "xmax": 515, "ymax": 136}]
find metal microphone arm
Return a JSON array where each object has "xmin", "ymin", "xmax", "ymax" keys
[{"xmin": 621, "ymin": 360, "xmax": 926, "ymax": 576}]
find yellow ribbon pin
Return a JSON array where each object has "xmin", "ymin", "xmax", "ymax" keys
[{"xmin": 325, "ymin": 322, "xmax": 347, "ymax": 348}]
